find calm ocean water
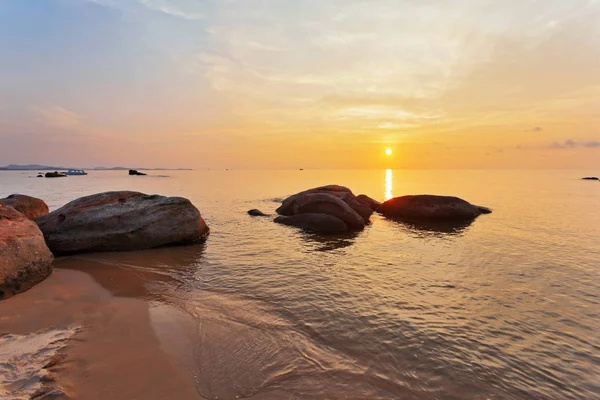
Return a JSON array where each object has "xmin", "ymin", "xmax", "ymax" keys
[{"xmin": 1, "ymin": 169, "xmax": 599, "ymax": 399}]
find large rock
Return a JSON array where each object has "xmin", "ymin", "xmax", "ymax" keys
[
  {"xmin": 291, "ymin": 193, "xmax": 365, "ymax": 229},
  {"xmin": 0, "ymin": 204, "xmax": 53, "ymax": 300},
  {"xmin": 276, "ymin": 185, "xmax": 375, "ymax": 226},
  {"xmin": 0, "ymin": 194, "xmax": 49, "ymax": 220},
  {"xmin": 274, "ymin": 213, "xmax": 348, "ymax": 234},
  {"xmin": 36, "ymin": 191, "xmax": 210, "ymax": 255},
  {"xmin": 276, "ymin": 185, "xmax": 353, "ymax": 215},
  {"xmin": 378, "ymin": 195, "xmax": 491, "ymax": 221}
]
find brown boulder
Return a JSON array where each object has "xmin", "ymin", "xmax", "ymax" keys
[
  {"xmin": 0, "ymin": 204, "xmax": 53, "ymax": 300},
  {"xmin": 274, "ymin": 213, "xmax": 348, "ymax": 233},
  {"xmin": 0, "ymin": 194, "xmax": 49, "ymax": 220},
  {"xmin": 276, "ymin": 185, "xmax": 353, "ymax": 215},
  {"xmin": 36, "ymin": 191, "xmax": 210, "ymax": 255},
  {"xmin": 378, "ymin": 195, "xmax": 491, "ymax": 221},
  {"xmin": 276, "ymin": 185, "xmax": 375, "ymax": 224},
  {"xmin": 291, "ymin": 193, "xmax": 365, "ymax": 229}
]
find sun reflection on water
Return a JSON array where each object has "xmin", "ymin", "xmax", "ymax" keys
[{"xmin": 385, "ymin": 169, "xmax": 393, "ymax": 200}]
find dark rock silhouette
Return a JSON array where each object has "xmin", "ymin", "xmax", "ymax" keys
[
  {"xmin": 378, "ymin": 195, "xmax": 491, "ymax": 221},
  {"xmin": 274, "ymin": 213, "xmax": 348, "ymax": 234},
  {"xmin": 45, "ymin": 171, "xmax": 66, "ymax": 178},
  {"xmin": 247, "ymin": 209, "xmax": 269, "ymax": 217},
  {"xmin": 0, "ymin": 204, "xmax": 53, "ymax": 300},
  {"xmin": 0, "ymin": 194, "xmax": 49, "ymax": 220},
  {"xmin": 129, "ymin": 169, "xmax": 147, "ymax": 176},
  {"xmin": 36, "ymin": 191, "xmax": 210, "ymax": 255},
  {"xmin": 582, "ymin": 177, "xmax": 599, "ymax": 180}
]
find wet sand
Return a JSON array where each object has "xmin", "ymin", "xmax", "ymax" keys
[{"xmin": 0, "ymin": 265, "xmax": 202, "ymax": 400}]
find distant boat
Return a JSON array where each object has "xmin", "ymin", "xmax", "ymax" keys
[
  {"xmin": 65, "ymin": 169, "xmax": 88, "ymax": 176},
  {"xmin": 45, "ymin": 171, "xmax": 67, "ymax": 178}
]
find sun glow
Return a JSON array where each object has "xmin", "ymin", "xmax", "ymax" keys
[{"xmin": 385, "ymin": 148, "xmax": 393, "ymax": 156}]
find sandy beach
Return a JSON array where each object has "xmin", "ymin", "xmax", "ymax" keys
[{"xmin": 0, "ymin": 260, "xmax": 203, "ymax": 400}]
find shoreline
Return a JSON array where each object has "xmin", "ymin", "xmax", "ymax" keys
[{"xmin": 0, "ymin": 264, "xmax": 203, "ymax": 400}]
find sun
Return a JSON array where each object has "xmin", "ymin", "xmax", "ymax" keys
[{"xmin": 385, "ymin": 148, "xmax": 393, "ymax": 156}]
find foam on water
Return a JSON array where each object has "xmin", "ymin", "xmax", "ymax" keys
[{"xmin": 0, "ymin": 327, "xmax": 80, "ymax": 399}]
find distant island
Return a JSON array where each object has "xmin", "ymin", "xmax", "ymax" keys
[{"xmin": 0, "ymin": 164, "xmax": 192, "ymax": 171}]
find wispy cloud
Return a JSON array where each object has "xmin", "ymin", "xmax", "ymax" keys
[
  {"xmin": 87, "ymin": 0, "xmax": 204, "ymax": 20},
  {"xmin": 138, "ymin": 0, "xmax": 204, "ymax": 20},
  {"xmin": 188, "ymin": 0, "xmax": 600, "ymax": 137},
  {"xmin": 29, "ymin": 106, "xmax": 82, "ymax": 128},
  {"xmin": 548, "ymin": 139, "xmax": 600, "ymax": 149}
]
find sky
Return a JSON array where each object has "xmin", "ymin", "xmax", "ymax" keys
[{"xmin": 1, "ymin": 0, "xmax": 599, "ymax": 169}]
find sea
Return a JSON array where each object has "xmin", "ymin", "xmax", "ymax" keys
[{"xmin": 0, "ymin": 169, "xmax": 599, "ymax": 399}]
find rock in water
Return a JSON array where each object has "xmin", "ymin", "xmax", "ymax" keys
[
  {"xmin": 129, "ymin": 169, "xmax": 147, "ymax": 176},
  {"xmin": 582, "ymin": 177, "xmax": 599, "ymax": 181},
  {"xmin": 291, "ymin": 193, "xmax": 365, "ymax": 229},
  {"xmin": 0, "ymin": 204, "xmax": 53, "ymax": 300},
  {"xmin": 44, "ymin": 171, "xmax": 66, "ymax": 178},
  {"xmin": 36, "ymin": 191, "xmax": 210, "ymax": 255},
  {"xmin": 356, "ymin": 194, "xmax": 381, "ymax": 211},
  {"xmin": 0, "ymin": 194, "xmax": 49, "ymax": 220},
  {"xmin": 276, "ymin": 185, "xmax": 354, "ymax": 216},
  {"xmin": 378, "ymin": 195, "xmax": 491, "ymax": 221},
  {"xmin": 247, "ymin": 209, "xmax": 268, "ymax": 217},
  {"xmin": 274, "ymin": 213, "xmax": 348, "ymax": 234},
  {"xmin": 276, "ymin": 185, "xmax": 376, "ymax": 229}
]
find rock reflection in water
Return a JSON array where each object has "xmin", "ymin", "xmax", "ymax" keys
[
  {"xmin": 55, "ymin": 244, "xmax": 207, "ymax": 299},
  {"xmin": 299, "ymin": 231, "xmax": 359, "ymax": 252},
  {"xmin": 388, "ymin": 217, "xmax": 475, "ymax": 236}
]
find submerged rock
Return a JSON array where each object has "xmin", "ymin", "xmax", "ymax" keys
[
  {"xmin": 247, "ymin": 209, "xmax": 269, "ymax": 217},
  {"xmin": 36, "ymin": 191, "xmax": 210, "ymax": 255},
  {"xmin": 274, "ymin": 213, "xmax": 348, "ymax": 234},
  {"xmin": 378, "ymin": 195, "xmax": 491, "ymax": 221},
  {"xmin": 0, "ymin": 204, "xmax": 53, "ymax": 300},
  {"xmin": 0, "ymin": 194, "xmax": 49, "ymax": 220}
]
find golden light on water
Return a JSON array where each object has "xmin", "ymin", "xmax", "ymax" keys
[{"xmin": 385, "ymin": 169, "xmax": 393, "ymax": 200}]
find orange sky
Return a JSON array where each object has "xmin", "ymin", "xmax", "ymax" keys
[{"xmin": 0, "ymin": 0, "xmax": 599, "ymax": 169}]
